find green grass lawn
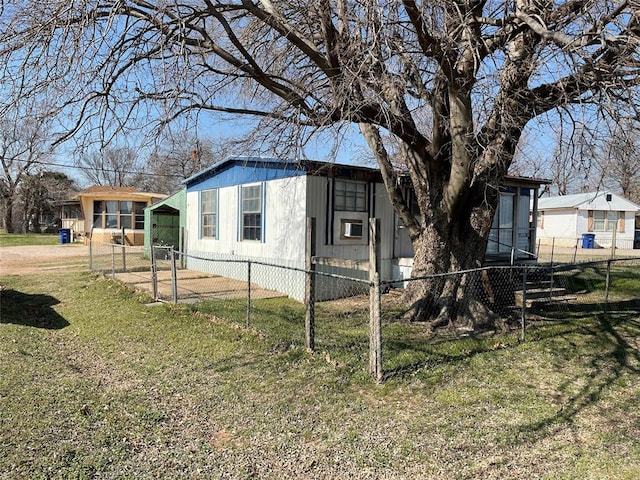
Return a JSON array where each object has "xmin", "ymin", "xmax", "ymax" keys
[
  {"xmin": 0, "ymin": 232, "xmax": 62, "ymax": 247},
  {"xmin": 1, "ymin": 271, "xmax": 639, "ymax": 479}
]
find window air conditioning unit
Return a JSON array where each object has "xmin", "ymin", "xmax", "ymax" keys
[{"xmin": 344, "ymin": 222, "xmax": 363, "ymax": 238}]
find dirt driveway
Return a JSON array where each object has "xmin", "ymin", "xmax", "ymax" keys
[{"xmin": 0, "ymin": 244, "xmax": 90, "ymax": 276}]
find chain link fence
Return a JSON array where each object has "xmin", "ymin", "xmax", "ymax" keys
[
  {"xmin": 89, "ymin": 240, "xmax": 151, "ymax": 284},
  {"xmin": 379, "ymin": 258, "xmax": 639, "ymax": 341},
  {"xmin": 89, "ymin": 239, "xmax": 639, "ymax": 381}
]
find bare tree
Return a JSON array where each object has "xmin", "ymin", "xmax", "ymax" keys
[
  {"xmin": 140, "ymin": 130, "xmax": 232, "ymax": 194},
  {"xmin": 19, "ymin": 171, "xmax": 77, "ymax": 233},
  {"xmin": 75, "ymin": 146, "xmax": 142, "ymax": 187},
  {"xmin": 596, "ymin": 119, "xmax": 640, "ymax": 203},
  {"xmin": 0, "ymin": 109, "xmax": 52, "ymax": 233},
  {"xmin": 1, "ymin": 1, "xmax": 638, "ymax": 326}
]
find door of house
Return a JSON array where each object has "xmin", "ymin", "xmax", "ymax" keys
[{"xmin": 487, "ymin": 193, "xmax": 514, "ymax": 254}]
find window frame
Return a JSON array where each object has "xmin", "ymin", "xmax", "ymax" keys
[
  {"xmin": 200, "ymin": 189, "xmax": 218, "ymax": 239},
  {"xmin": 241, "ymin": 183, "xmax": 263, "ymax": 242},
  {"xmin": 92, "ymin": 199, "xmax": 147, "ymax": 230},
  {"xmin": 334, "ymin": 180, "xmax": 367, "ymax": 212},
  {"xmin": 592, "ymin": 210, "xmax": 618, "ymax": 232}
]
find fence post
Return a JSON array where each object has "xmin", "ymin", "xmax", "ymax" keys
[
  {"xmin": 370, "ymin": 273, "xmax": 383, "ymax": 383},
  {"xmin": 305, "ymin": 217, "xmax": 316, "ymax": 351},
  {"xmin": 520, "ymin": 266, "xmax": 527, "ymax": 342},
  {"xmin": 369, "ymin": 218, "xmax": 382, "ymax": 382},
  {"xmin": 89, "ymin": 226, "xmax": 94, "ymax": 270},
  {"xmin": 611, "ymin": 221, "xmax": 617, "ymax": 259},
  {"xmin": 605, "ymin": 259, "xmax": 612, "ymax": 310},
  {"xmin": 121, "ymin": 227, "xmax": 126, "ymax": 272},
  {"xmin": 246, "ymin": 260, "xmax": 252, "ymax": 327},
  {"xmin": 171, "ymin": 249, "xmax": 178, "ymax": 304},
  {"xmin": 111, "ymin": 244, "xmax": 116, "ymax": 279},
  {"xmin": 548, "ymin": 238, "xmax": 555, "ymax": 303},
  {"xmin": 151, "ymin": 245, "xmax": 158, "ymax": 301}
]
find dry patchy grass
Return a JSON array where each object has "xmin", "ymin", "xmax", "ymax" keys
[{"xmin": 1, "ymin": 270, "xmax": 639, "ymax": 479}]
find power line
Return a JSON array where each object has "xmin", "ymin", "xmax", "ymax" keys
[{"xmin": 6, "ymin": 157, "xmax": 186, "ymax": 178}]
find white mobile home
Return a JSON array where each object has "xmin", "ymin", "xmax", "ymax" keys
[
  {"xmin": 183, "ymin": 157, "xmax": 547, "ymax": 301},
  {"xmin": 537, "ymin": 192, "xmax": 640, "ymax": 249}
]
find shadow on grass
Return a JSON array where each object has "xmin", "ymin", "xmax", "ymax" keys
[
  {"xmin": 382, "ymin": 298, "xmax": 639, "ymax": 382},
  {"xmin": 381, "ymin": 333, "xmax": 512, "ymax": 381},
  {"xmin": 504, "ymin": 308, "xmax": 640, "ymax": 446},
  {"xmin": 530, "ymin": 298, "xmax": 640, "ymax": 321},
  {"xmin": 0, "ymin": 288, "xmax": 69, "ymax": 329}
]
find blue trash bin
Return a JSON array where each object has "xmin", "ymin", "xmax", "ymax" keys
[
  {"xmin": 59, "ymin": 228, "xmax": 71, "ymax": 244},
  {"xmin": 581, "ymin": 233, "xmax": 595, "ymax": 249}
]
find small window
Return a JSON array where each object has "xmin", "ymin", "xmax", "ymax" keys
[
  {"xmin": 134, "ymin": 202, "xmax": 146, "ymax": 229},
  {"xmin": 335, "ymin": 180, "xmax": 367, "ymax": 212},
  {"xmin": 93, "ymin": 200, "xmax": 104, "ymax": 228},
  {"xmin": 105, "ymin": 201, "xmax": 118, "ymax": 228},
  {"xmin": 201, "ymin": 189, "xmax": 217, "ymax": 238},
  {"xmin": 120, "ymin": 201, "xmax": 133, "ymax": 229},
  {"xmin": 242, "ymin": 184, "xmax": 262, "ymax": 241},
  {"xmin": 592, "ymin": 210, "xmax": 618, "ymax": 232}
]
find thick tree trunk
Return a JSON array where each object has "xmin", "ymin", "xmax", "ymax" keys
[
  {"xmin": 402, "ymin": 186, "xmax": 499, "ymax": 331},
  {"xmin": 2, "ymin": 197, "xmax": 15, "ymax": 233}
]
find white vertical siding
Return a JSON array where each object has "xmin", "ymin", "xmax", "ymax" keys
[
  {"xmin": 537, "ymin": 209, "xmax": 580, "ymax": 247},
  {"xmin": 306, "ymin": 176, "xmax": 398, "ymax": 282},
  {"xmin": 185, "ymin": 176, "xmax": 308, "ymax": 301},
  {"xmin": 538, "ymin": 208, "xmax": 637, "ymax": 248}
]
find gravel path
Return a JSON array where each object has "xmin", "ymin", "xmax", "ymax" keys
[{"xmin": 0, "ymin": 244, "xmax": 89, "ymax": 275}]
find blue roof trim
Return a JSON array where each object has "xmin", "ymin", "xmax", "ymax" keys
[
  {"xmin": 184, "ymin": 156, "xmax": 384, "ymax": 191},
  {"xmin": 185, "ymin": 157, "xmax": 307, "ymax": 191}
]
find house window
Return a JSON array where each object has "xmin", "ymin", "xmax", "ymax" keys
[
  {"xmin": 334, "ymin": 180, "xmax": 367, "ymax": 212},
  {"xmin": 93, "ymin": 201, "xmax": 104, "ymax": 228},
  {"xmin": 241, "ymin": 184, "xmax": 262, "ymax": 241},
  {"xmin": 92, "ymin": 200, "xmax": 147, "ymax": 229},
  {"xmin": 200, "ymin": 189, "xmax": 217, "ymax": 238},
  {"xmin": 134, "ymin": 202, "xmax": 145, "ymax": 229},
  {"xmin": 120, "ymin": 201, "xmax": 133, "ymax": 229},
  {"xmin": 105, "ymin": 201, "xmax": 118, "ymax": 228},
  {"xmin": 591, "ymin": 210, "xmax": 618, "ymax": 232}
]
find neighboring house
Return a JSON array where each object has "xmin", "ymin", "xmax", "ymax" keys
[
  {"xmin": 144, "ymin": 189, "xmax": 186, "ymax": 253},
  {"xmin": 536, "ymin": 191, "xmax": 640, "ymax": 249},
  {"xmin": 56, "ymin": 199, "xmax": 84, "ymax": 236},
  {"xmin": 182, "ymin": 157, "xmax": 548, "ymax": 301},
  {"xmin": 75, "ymin": 186, "xmax": 167, "ymax": 246}
]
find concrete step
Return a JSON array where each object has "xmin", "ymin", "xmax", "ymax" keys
[
  {"xmin": 515, "ymin": 287, "xmax": 568, "ymax": 299},
  {"xmin": 522, "ymin": 294, "xmax": 579, "ymax": 309}
]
